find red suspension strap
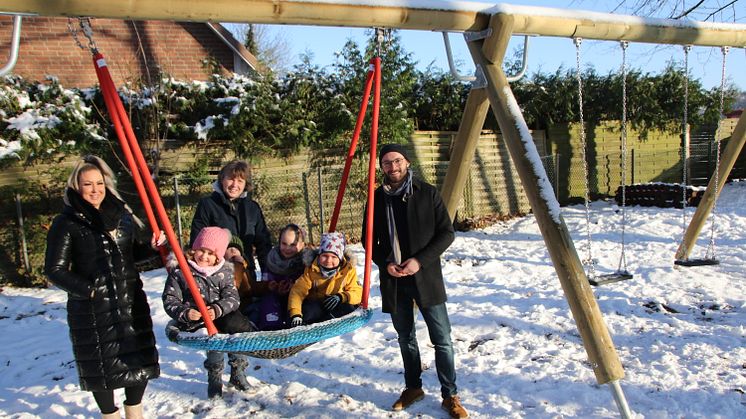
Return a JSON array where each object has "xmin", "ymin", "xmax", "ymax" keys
[
  {"xmin": 327, "ymin": 63, "xmax": 376, "ymax": 233},
  {"xmin": 362, "ymin": 57, "xmax": 381, "ymax": 309},
  {"xmin": 92, "ymin": 51, "xmax": 218, "ymax": 335},
  {"xmin": 325, "ymin": 56, "xmax": 381, "ymax": 309}
]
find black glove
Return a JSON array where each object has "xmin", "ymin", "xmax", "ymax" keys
[
  {"xmin": 290, "ymin": 315, "xmax": 303, "ymax": 327},
  {"xmin": 323, "ymin": 294, "xmax": 342, "ymax": 312}
]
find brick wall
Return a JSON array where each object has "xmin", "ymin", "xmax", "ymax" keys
[{"xmin": 0, "ymin": 17, "xmax": 236, "ymax": 87}]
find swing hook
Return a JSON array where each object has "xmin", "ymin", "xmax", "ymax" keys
[
  {"xmin": 68, "ymin": 17, "xmax": 97, "ymax": 53},
  {"xmin": 374, "ymin": 27, "xmax": 391, "ymax": 58}
]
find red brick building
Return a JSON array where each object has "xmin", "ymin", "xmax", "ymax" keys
[{"xmin": 0, "ymin": 16, "xmax": 258, "ymax": 87}]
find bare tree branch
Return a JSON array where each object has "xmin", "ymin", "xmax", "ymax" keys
[
  {"xmin": 672, "ymin": 0, "xmax": 707, "ymax": 19},
  {"xmin": 704, "ymin": 0, "xmax": 740, "ymax": 21}
]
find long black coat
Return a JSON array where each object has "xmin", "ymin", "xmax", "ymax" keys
[
  {"xmin": 190, "ymin": 187, "xmax": 272, "ymax": 276},
  {"xmin": 364, "ymin": 177, "xmax": 455, "ymax": 313},
  {"xmin": 45, "ymin": 205, "xmax": 160, "ymax": 391}
]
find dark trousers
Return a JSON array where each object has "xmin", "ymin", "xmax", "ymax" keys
[
  {"xmin": 302, "ymin": 299, "xmax": 357, "ymax": 324},
  {"xmin": 92, "ymin": 383, "xmax": 147, "ymax": 414},
  {"xmin": 390, "ymin": 280, "xmax": 457, "ymax": 399},
  {"xmin": 205, "ymin": 310, "xmax": 254, "ymax": 371}
]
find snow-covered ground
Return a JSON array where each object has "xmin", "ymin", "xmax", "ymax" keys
[{"xmin": 2, "ymin": 182, "xmax": 745, "ymax": 418}]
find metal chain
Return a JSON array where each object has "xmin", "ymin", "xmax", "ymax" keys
[
  {"xmin": 67, "ymin": 18, "xmax": 86, "ymax": 50},
  {"xmin": 374, "ymin": 27, "xmax": 391, "ymax": 58},
  {"xmin": 705, "ymin": 46, "xmax": 729, "ymax": 260},
  {"xmin": 79, "ymin": 18, "xmax": 98, "ymax": 53},
  {"xmin": 680, "ymin": 45, "xmax": 691, "ymax": 244},
  {"xmin": 574, "ymin": 37, "xmax": 595, "ymax": 277},
  {"xmin": 617, "ymin": 40, "xmax": 629, "ymax": 274}
]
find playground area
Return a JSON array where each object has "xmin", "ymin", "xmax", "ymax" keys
[
  {"xmin": 1, "ymin": 181, "xmax": 745, "ymax": 417},
  {"xmin": 0, "ymin": 1, "xmax": 744, "ymax": 417}
]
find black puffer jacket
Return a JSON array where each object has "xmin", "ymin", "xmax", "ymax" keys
[{"xmin": 45, "ymin": 199, "xmax": 160, "ymax": 391}]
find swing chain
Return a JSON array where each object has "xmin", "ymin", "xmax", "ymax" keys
[
  {"xmin": 68, "ymin": 17, "xmax": 97, "ymax": 53},
  {"xmin": 573, "ymin": 37, "xmax": 595, "ymax": 276},
  {"xmin": 374, "ymin": 27, "xmax": 391, "ymax": 58},
  {"xmin": 79, "ymin": 18, "xmax": 98, "ymax": 52},
  {"xmin": 705, "ymin": 45, "xmax": 730, "ymax": 260},
  {"xmin": 617, "ymin": 40, "xmax": 629, "ymax": 273},
  {"xmin": 67, "ymin": 18, "xmax": 86, "ymax": 51},
  {"xmin": 680, "ymin": 45, "xmax": 692, "ymax": 243}
]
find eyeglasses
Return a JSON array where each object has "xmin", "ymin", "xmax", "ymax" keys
[{"xmin": 381, "ymin": 158, "xmax": 406, "ymax": 169}]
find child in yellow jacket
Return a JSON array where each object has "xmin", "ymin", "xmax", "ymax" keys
[{"xmin": 288, "ymin": 232, "xmax": 361, "ymax": 326}]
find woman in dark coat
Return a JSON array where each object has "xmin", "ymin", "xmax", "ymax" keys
[
  {"xmin": 188, "ymin": 159, "xmax": 272, "ymax": 389},
  {"xmin": 45, "ymin": 155, "xmax": 160, "ymax": 419}
]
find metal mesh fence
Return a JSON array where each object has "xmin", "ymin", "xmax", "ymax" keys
[{"xmin": 2, "ymin": 123, "xmax": 740, "ymax": 285}]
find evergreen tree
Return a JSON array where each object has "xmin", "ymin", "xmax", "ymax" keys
[
  {"xmin": 333, "ymin": 30, "xmax": 417, "ymax": 151},
  {"xmin": 244, "ymin": 24, "xmax": 258, "ymax": 55}
]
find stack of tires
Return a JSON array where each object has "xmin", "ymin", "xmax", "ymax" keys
[{"xmin": 615, "ymin": 183, "xmax": 703, "ymax": 208}]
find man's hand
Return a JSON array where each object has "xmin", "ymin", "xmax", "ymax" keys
[
  {"xmin": 399, "ymin": 258, "xmax": 421, "ymax": 275},
  {"xmin": 386, "ymin": 258, "xmax": 421, "ymax": 277}
]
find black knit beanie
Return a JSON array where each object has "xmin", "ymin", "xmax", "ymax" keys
[{"xmin": 378, "ymin": 143, "xmax": 410, "ymax": 166}]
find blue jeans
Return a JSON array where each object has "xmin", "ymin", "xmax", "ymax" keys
[{"xmin": 390, "ymin": 280, "xmax": 457, "ymax": 398}]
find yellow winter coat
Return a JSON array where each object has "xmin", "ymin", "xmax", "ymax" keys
[{"xmin": 287, "ymin": 256, "xmax": 362, "ymax": 318}]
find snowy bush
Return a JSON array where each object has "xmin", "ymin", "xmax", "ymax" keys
[{"xmin": 0, "ymin": 76, "xmax": 105, "ymax": 166}]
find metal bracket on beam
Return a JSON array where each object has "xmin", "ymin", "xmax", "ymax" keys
[
  {"xmin": 442, "ymin": 31, "xmax": 531, "ymax": 85},
  {"xmin": 464, "ymin": 28, "xmax": 492, "ymax": 42},
  {"xmin": 471, "ymin": 65, "xmax": 487, "ymax": 90}
]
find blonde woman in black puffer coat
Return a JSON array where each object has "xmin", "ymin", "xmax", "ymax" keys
[{"xmin": 45, "ymin": 155, "xmax": 161, "ymax": 419}]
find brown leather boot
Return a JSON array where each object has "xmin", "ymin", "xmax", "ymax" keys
[
  {"xmin": 391, "ymin": 388, "xmax": 425, "ymax": 411},
  {"xmin": 442, "ymin": 395, "xmax": 468, "ymax": 418}
]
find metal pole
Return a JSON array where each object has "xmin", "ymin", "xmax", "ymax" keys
[
  {"xmin": 554, "ymin": 152, "xmax": 560, "ymax": 199},
  {"xmin": 173, "ymin": 175, "xmax": 183, "ymax": 248},
  {"xmin": 15, "ymin": 194, "xmax": 31, "ymax": 274},
  {"xmin": 302, "ymin": 172, "xmax": 314, "ymax": 244},
  {"xmin": 317, "ymin": 166, "xmax": 325, "ymax": 237},
  {"xmin": 608, "ymin": 380, "xmax": 633, "ymax": 419}
]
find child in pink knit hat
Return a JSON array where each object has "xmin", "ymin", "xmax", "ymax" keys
[
  {"xmin": 287, "ymin": 231, "xmax": 362, "ymax": 327},
  {"xmin": 162, "ymin": 226, "xmax": 255, "ymax": 399}
]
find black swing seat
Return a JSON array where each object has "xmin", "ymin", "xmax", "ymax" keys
[
  {"xmin": 588, "ymin": 271, "xmax": 633, "ymax": 286},
  {"xmin": 166, "ymin": 307, "xmax": 374, "ymax": 359},
  {"xmin": 674, "ymin": 258, "xmax": 720, "ymax": 267}
]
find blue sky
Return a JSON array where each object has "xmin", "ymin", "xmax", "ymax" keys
[{"xmin": 228, "ymin": 0, "xmax": 745, "ymax": 90}]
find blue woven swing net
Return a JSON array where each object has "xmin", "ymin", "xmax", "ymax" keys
[{"xmin": 167, "ymin": 307, "xmax": 374, "ymax": 354}]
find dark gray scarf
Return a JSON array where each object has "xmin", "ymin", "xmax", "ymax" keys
[
  {"xmin": 382, "ymin": 169, "xmax": 413, "ymax": 264},
  {"xmin": 266, "ymin": 246, "xmax": 305, "ymax": 278}
]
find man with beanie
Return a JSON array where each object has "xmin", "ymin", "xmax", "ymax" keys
[
  {"xmin": 287, "ymin": 232, "xmax": 362, "ymax": 326},
  {"xmin": 363, "ymin": 144, "xmax": 468, "ymax": 418}
]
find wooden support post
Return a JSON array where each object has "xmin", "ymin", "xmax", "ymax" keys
[
  {"xmin": 468, "ymin": 13, "xmax": 625, "ymax": 386},
  {"xmin": 675, "ymin": 112, "xmax": 746, "ymax": 260},
  {"xmin": 441, "ymin": 14, "xmax": 514, "ymax": 220},
  {"xmin": 441, "ymin": 85, "xmax": 489, "ymax": 220}
]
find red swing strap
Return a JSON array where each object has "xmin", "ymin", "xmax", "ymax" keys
[
  {"xmin": 92, "ymin": 52, "xmax": 219, "ymax": 335},
  {"xmin": 327, "ymin": 57, "xmax": 381, "ymax": 310}
]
